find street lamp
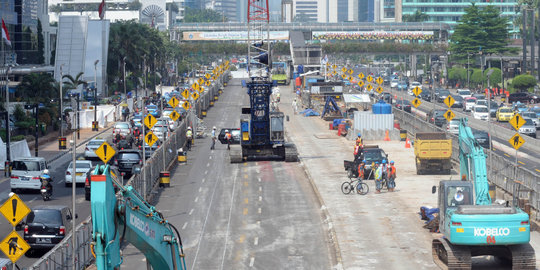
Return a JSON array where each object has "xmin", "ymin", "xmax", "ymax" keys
[
  {"xmin": 24, "ymin": 104, "xmax": 38, "ymax": 156},
  {"xmin": 123, "ymin": 56, "xmax": 127, "ymax": 98},
  {"xmin": 486, "ymin": 69, "xmax": 495, "ymax": 173},
  {"xmin": 92, "ymin": 60, "xmax": 99, "ymax": 131}
]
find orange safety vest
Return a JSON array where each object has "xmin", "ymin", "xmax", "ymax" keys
[
  {"xmin": 357, "ymin": 164, "xmax": 364, "ymax": 178},
  {"xmin": 225, "ymin": 133, "xmax": 231, "ymax": 140},
  {"xmin": 354, "ymin": 145, "xmax": 360, "ymax": 156},
  {"xmin": 389, "ymin": 165, "xmax": 396, "ymax": 178}
]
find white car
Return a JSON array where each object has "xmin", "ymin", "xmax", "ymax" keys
[
  {"xmin": 521, "ymin": 111, "xmax": 540, "ymax": 128},
  {"xmin": 11, "ymin": 157, "xmax": 48, "ymax": 191},
  {"xmin": 65, "ymin": 160, "xmax": 93, "ymax": 186},
  {"xmin": 475, "ymin": 99, "xmax": 487, "ymax": 107},
  {"xmin": 408, "ymin": 82, "xmax": 422, "ymax": 95},
  {"xmin": 472, "ymin": 105, "xmax": 489, "ymax": 121},
  {"xmin": 84, "ymin": 139, "xmax": 106, "ymax": 159},
  {"xmin": 457, "ymin": 89, "xmax": 472, "ymax": 99},
  {"xmin": 464, "ymin": 97, "xmax": 477, "ymax": 112},
  {"xmin": 390, "ymin": 79, "xmax": 399, "ymax": 88}
]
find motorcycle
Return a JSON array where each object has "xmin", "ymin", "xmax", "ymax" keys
[{"xmin": 40, "ymin": 176, "xmax": 53, "ymax": 201}]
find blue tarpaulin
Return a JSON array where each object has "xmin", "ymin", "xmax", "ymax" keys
[
  {"xmin": 420, "ymin": 206, "xmax": 439, "ymax": 223},
  {"xmin": 300, "ymin": 109, "xmax": 320, "ymax": 117}
]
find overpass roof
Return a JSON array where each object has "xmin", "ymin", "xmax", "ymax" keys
[{"xmin": 173, "ymin": 22, "xmax": 451, "ymax": 32}]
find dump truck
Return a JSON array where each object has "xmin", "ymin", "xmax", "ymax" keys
[{"xmin": 414, "ymin": 132, "xmax": 452, "ymax": 175}]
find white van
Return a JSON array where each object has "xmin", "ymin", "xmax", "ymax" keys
[{"xmin": 10, "ymin": 157, "xmax": 48, "ymax": 192}]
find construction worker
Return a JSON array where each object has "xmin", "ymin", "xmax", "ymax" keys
[
  {"xmin": 388, "ymin": 161, "xmax": 397, "ymax": 192},
  {"xmin": 381, "ymin": 159, "xmax": 388, "ymax": 182},
  {"xmin": 292, "ymin": 98, "xmax": 298, "ymax": 114},
  {"xmin": 355, "ymin": 133, "xmax": 363, "ymax": 146},
  {"xmin": 357, "ymin": 160, "xmax": 366, "ymax": 181},
  {"xmin": 186, "ymin": 127, "xmax": 193, "ymax": 150},
  {"xmin": 225, "ymin": 129, "xmax": 232, "ymax": 150},
  {"xmin": 210, "ymin": 126, "xmax": 217, "ymax": 150},
  {"xmin": 353, "ymin": 143, "xmax": 363, "ymax": 162},
  {"xmin": 374, "ymin": 162, "xmax": 382, "ymax": 193}
]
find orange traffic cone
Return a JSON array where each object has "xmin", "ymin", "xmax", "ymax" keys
[
  {"xmin": 405, "ymin": 138, "xmax": 411, "ymax": 148},
  {"xmin": 384, "ymin": 130, "xmax": 390, "ymax": 141}
]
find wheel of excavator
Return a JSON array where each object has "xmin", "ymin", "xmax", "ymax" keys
[{"xmin": 229, "ymin": 145, "xmax": 243, "ymax": 163}]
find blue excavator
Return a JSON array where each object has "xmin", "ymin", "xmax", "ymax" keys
[
  {"xmin": 90, "ymin": 165, "xmax": 187, "ymax": 270},
  {"xmin": 432, "ymin": 118, "xmax": 535, "ymax": 269}
]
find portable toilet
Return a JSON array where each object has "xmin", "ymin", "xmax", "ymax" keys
[{"xmin": 372, "ymin": 100, "xmax": 392, "ymax": 114}]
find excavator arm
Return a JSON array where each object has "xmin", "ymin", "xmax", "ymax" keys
[{"xmin": 91, "ymin": 165, "xmax": 187, "ymax": 270}]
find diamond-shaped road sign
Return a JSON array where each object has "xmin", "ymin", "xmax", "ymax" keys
[
  {"xmin": 168, "ymin": 97, "xmax": 179, "ymax": 108},
  {"xmin": 95, "ymin": 141, "xmax": 116, "ymax": 164},
  {"xmin": 444, "ymin": 109, "xmax": 455, "ymax": 121},
  {"xmin": 192, "ymin": 92, "xmax": 199, "ymax": 101},
  {"xmin": 366, "ymin": 84, "xmax": 373, "ymax": 91},
  {"xmin": 376, "ymin": 77, "xmax": 383, "ymax": 85},
  {"xmin": 198, "ymin": 77, "xmax": 204, "ymax": 85},
  {"xmin": 509, "ymin": 113, "xmax": 526, "ymax": 131},
  {"xmin": 375, "ymin": 86, "xmax": 383, "ymax": 94},
  {"xmin": 358, "ymin": 72, "xmax": 364, "ymax": 79},
  {"xmin": 182, "ymin": 101, "xmax": 190, "ymax": 110},
  {"xmin": 341, "ymin": 67, "xmax": 347, "ymax": 73},
  {"xmin": 190, "ymin": 83, "xmax": 199, "ymax": 92},
  {"xmin": 169, "ymin": 110, "xmax": 180, "ymax": 121},
  {"xmin": 367, "ymin": 75, "xmax": 373, "ymax": 83},
  {"xmin": 144, "ymin": 114, "xmax": 157, "ymax": 129},
  {"xmin": 412, "ymin": 98, "xmax": 421, "ymax": 108},
  {"xmin": 413, "ymin": 86, "xmax": 422, "ymax": 96},
  {"xmin": 0, "ymin": 194, "xmax": 30, "ymax": 227},
  {"xmin": 205, "ymin": 73, "xmax": 211, "ymax": 80},
  {"xmin": 508, "ymin": 133, "xmax": 525, "ymax": 150},
  {"xmin": 443, "ymin": 95, "xmax": 455, "ymax": 108},
  {"xmin": 145, "ymin": 131, "xmax": 159, "ymax": 146},
  {"xmin": 357, "ymin": 81, "xmax": 364, "ymax": 87},
  {"xmin": 0, "ymin": 231, "xmax": 29, "ymax": 263}
]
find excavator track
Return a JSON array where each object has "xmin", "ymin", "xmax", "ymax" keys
[
  {"xmin": 284, "ymin": 144, "xmax": 298, "ymax": 162},
  {"xmin": 229, "ymin": 145, "xmax": 243, "ymax": 163},
  {"xmin": 432, "ymin": 238, "xmax": 471, "ymax": 270},
  {"xmin": 508, "ymin": 243, "xmax": 536, "ymax": 270}
]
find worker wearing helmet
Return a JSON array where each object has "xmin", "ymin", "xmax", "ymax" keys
[
  {"xmin": 211, "ymin": 126, "xmax": 217, "ymax": 150},
  {"xmin": 355, "ymin": 133, "xmax": 363, "ymax": 146},
  {"xmin": 374, "ymin": 162, "xmax": 382, "ymax": 193},
  {"xmin": 387, "ymin": 161, "xmax": 397, "ymax": 192},
  {"xmin": 186, "ymin": 126, "xmax": 193, "ymax": 150},
  {"xmin": 381, "ymin": 159, "xmax": 388, "ymax": 183},
  {"xmin": 357, "ymin": 160, "xmax": 366, "ymax": 181},
  {"xmin": 40, "ymin": 169, "xmax": 53, "ymax": 197},
  {"xmin": 225, "ymin": 129, "xmax": 232, "ymax": 150}
]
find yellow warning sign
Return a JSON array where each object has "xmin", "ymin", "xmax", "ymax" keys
[
  {"xmin": 199, "ymin": 86, "xmax": 205, "ymax": 93},
  {"xmin": 443, "ymin": 95, "xmax": 455, "ymax": 108},
  {"xmin": 508, "ymin": 133, "xmax": 525, "ymax": 150},
  {"xmin": 192, "ymin": 92, "xmax": 199, "ymax": 101},
  {"xmin": 168, "ymin": 97, "xmax": 179, "ymax": 108},
  {"xmin": 375, "ymin": 86, "xmax": 383, "ymax": 94},
  {"xmin": 94, "ymin": 141, "xmax": 116, "ymax": 164},
  {"xmin": 144, "ymin": 114, "xmax": 157, "ymax": 129},
  {"xmin": 358, "ymin": 72, "xmax": 364, "ymax": 79},
  {"xmin": 348, "ymin": 69, "xmax": 353, "ymax": 75},
  {"xmin": 145, "ymin": 131, "xmax": 159, "ymax": 146},
  {"xmin": 198, "ymin": 78, "xmax": 204, "ymax": 85},
  {"xmin": 341, "ymin": 74, "xmax": 347, "ymax": 79},
  {"xmin": 341, "ymin": 67, "xmax": 347, "ymax": 73},
  {"xmin": 0, "ymin": 194, "xmax": 30, "ymax": 227},
  {"xmin": 509, "ymin": 113, "xmax": 526, "ymax": 131},
  {"xmin": 182, "ymin": 101, "xmax": 190, "ymax": 110},
  {"xmin": 412, "ymin": 98, "xmax": 421, "ymax": 108},
  {"xmin": 169, "ymin": 110, "xmax": 180, "ymax": 122},
  {"xmin": 444, "ymin": 109, "xmax": 455, "ymax": 121},
  {"xmin": 367, "ymin": 75, "xmax": 373, "ymax": 83},
  {"xmin": 376, "ymin": 77, "xmax": 383, "ymax": 85},
  {"xmin": 332, "ymin": 64, "xmax": 337, "ymax": 69},
  {"xmin": 348, "ymin": 76, "xmax": 353, "ymax": 81},
  {"xmin": 205, "ymin": 73, "xmax": 211, "ymax": 80},
  {"xmin": 357, "ymin": 81, "xmax": 364, "ymax": 87},
  {"xmin": 182, "ymin": 89, "xmax": 191, "ymax": 99},
  {"xmin": 205, "ymin": 80, "xmax": 211, "ymax": 86},
  {"xmin": 0, "ymin": 231, "xmax": 29, "ymax": 263},
  {"xmin": 366, "ymin": 84, "xmax": 373, "ymax": 91},
  {"xmin": 413, "ymin": 86, "xmax": 422, "ymax": 96}
]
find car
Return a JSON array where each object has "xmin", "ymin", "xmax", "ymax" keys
[
  {"xmin": 463, "ymin": 97, "xmax": 477, "ymax": 112},
  {"xmin": 132, "ymin": 114, "xmax": 143, "ymax": 128},
  {"xmin": 419, "ymin": 89, "xmax": 432, "ymax": 101},
  {"xmin": 518, "ymin": 118, "xmax": 537, "ymax": 138},
  {"xmin": 361, "ymin": 146, "xmax": 389, "ymax": 178},
  {"xmin": 409, "ymin": 81, "xmax": 422, "ymax": 91},
  {"xmin": 146, "ymin": 104, "xmax": 161, "ymax": 118},
  {"xmin": 114, "ymin": 150, "xmax": 143, "ymax": 177},
  {"xmin": 394, "ymin": 99, "xmax": 412, "ymax": 113},
  {"xmin": 531, "ymin": 106, "xmax": 540, "ymax": 118},
  {"xmin": 84, "ymin": 138, "xmax": 106, "ymax": 159},
  {"xmin": 446, "ymin": 118, "xmax": 461, "ymax": 135},
  {"xmin": 10, "ymin": 157, "xmax": 48, "ymax": 192},
  {"xmin": 488, "ymin": 101, "xmax": 500, "ymax": 117},
  {"xmin": 496, "ymin": 107, "xmax": 514, "ymax": 122},
  {"xmin": 23, "ymin": 205, "xmax": 76, "ymax": 250},
  {"xmin": 521, "ymin": 111, "xmax": 540, "ymax": 128},
  {"xmin": 472, "ymin": 105, "xmax": 489, "ymax": 121},
  {"xmin": 155, "ymin": 119, "xmax": 171, "ymax": 131},
  {"xmin": 471, "ymin": 129, "xmax": 491, "ymax": 149},
  {"xmin": 138, "ymin": 140, "xmax": 161, "ymax": 159},
  {"xmin": 508, "ymin": 92, "xmax": 540, "ymax": 104},
  {"xmin": 65, "ymin": 160, "xmax": 93, "ymax": 186},
  {"xmin": 379, "ymin": 92, "xmax": 393, "ymax": 104},
  {"xmin": 390, "ymin": 79, "xmax": 399, "ymax": 88},
  {"xmin": 427, "ymin": 109, "xmax": 447, "ymax": 127},
  {"xmin": 151, "ymin": 126, "xmax": 169, "ymax": 142},
  {"xmin": 471, "ymin": 93, "xmax": 486, "ymax": 100},
  {"xmin": 436, "ymin": 89, "xmax": 451, "ymax": 103},
  {"xmin": 162, "ymin": 109, "xmax": 174, "ymax": 119},
  {"xmin": 475, "ymin": 99, "xmax": 488, "ymax": 107},
  {"xmin": 397, "ymin": 81, "xmax": 408, "ymax": 91},
  {"xmin": 113, "ymin": 122, "xmax": 133, "ymax": 142},
  {"xmin": 0, "ymin": 258, "xmax": 13, "ymax": 269},
  {"xmin": 84, "ymin": 166, "xmax": 121, "ymax": 200},
  {"xmin": 457, "ymin": 89, "xmax": 472, "ymax": 99},
  {"xmin": 450, "ymin": 95, "xmax": 464, "ymax": 108}
]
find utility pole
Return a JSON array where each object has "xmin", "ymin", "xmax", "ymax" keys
[
  {"xmin": 522, "ymin": 9, "xmax": 528, "ymax": 74},
  {"xmin": 24, "ymin": 104, "xmax": 38, "ymax": 156},
  {"xmin": 123, "ymin": 56, "xmax": 127, "ymax": 98},
  {"xmin": 70, "ymin": 122, "xmax": 77, "ymax": 269},
  {"xmin": 59, "ymin": 64, "xmax": 65, "ymax": 148},
  {"xmin": 93, "ymin": 60, "xmax": 99, "ymax": 131},
  {"xmin": 5, "ymin": 66, "xmax": 10, "ymax": 175}
]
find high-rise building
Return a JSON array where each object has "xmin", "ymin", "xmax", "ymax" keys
[{"xmin": 358, "ymin": 0, "xmax": 375, "ymax": 22}]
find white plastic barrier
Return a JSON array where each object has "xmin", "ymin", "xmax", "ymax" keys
[
  {"xmin": 69, "ymin": 105, "xmax": 116, "ymax": 128},
  {"xmin": 0, "ymin": 137, "xmax": 31, "ymax": 169}
]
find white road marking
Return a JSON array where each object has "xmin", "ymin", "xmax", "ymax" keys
[
  {"xmin": 29, "ymin": 198, "xmax": 36, "ymax": 203},
  {"xmin": 259, "ymin": 186, "xmax": 262, "ymax": 192},
  {"xmin": 249, "ymin": 257, "xmax": 255, "ymax": 267},
  {"xmin": 258, "ymin": 196, "xmax": 262, "ymax": 202},
  {"xmin": 206, "ymin": 163, "xmax": 210, "ymax": 167},
  {"xmin": 205, "ymin": 170, "xmax": 208, "ymax": 175},
  {"xmin": 219, "ymin": 168, "xmax": 240, "ymax": 270},
  {"xmin": 195, "ymin": 196, "xmax": 199, "ymax": 202},
  {"xmin": 199, "ymin": 187, "xmax": 202, "ymax": 192},
  {"xmin": 258, "ymin": 208, "xmax": 261, "ymax": 214},
  {"xmin": 258, "ymin": 178, "xmax": 261, "ymax": 182},
  {"xmin": 182, "ymin": 222, "xmax": 187, "ymax": 230},
  {"xmin": 189, "ymin": 209, "xmax": 194, "ymax": 215},
  {"xmin": 254, "ymin": 237, "xmax": 259, "ymax": 246},
  {"xmin": 202, "ymin": 178, "xmax": 206, "ymax": 183},
  {"xmin": 209, "ymin": 156, "xmax": 212, "ymax": 160}
]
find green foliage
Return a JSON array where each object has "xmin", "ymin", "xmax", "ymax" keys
[
  {"xmin": 322, "ymin": 42, "xmax": 446, "ymax": 54},
  {"xmin": 11, "ymin": 135, "xmax": 25, "ymax": 141},
  {"xmin": 17, "ymin": 73, "xmax": 56, "ymax": 103},
  {"xmin": 485, "ymin": 68, "xmax": 501, "ymax": 87},
  {"xmin": 166, "ymin": 2, "xmax": 179, "ymax": 13},
  {"xmin": 512, "ymin": 74, "xmax": 537, "ymax": 92},
  {"xmin": 15, "ymin": 121, "xmax": 33, "ymax": 129},
  {"xmin": 450, "ymin": 4, "xmax": 510, "ymax": 58},
  {"xmin": 13, "ymin": 105, "xmax": 27, "ymax": 122},
  {"xmin": 448, "ymin": 67, "xmax": 467, "ymax": 86},
  {"xmin": 128, "ymin": 0, "xmax": 142, "ymax": 10},
  {"xmin": 470, "ymin": 68, "xmax": 484, "ymax": 86},
  {"xmin": 183, "ymin": 7, "xmax": 226, "ymax": 22},
  {"xmin": 62, "ymin": 72, "xmax": 86, "ymax": 90},
  {"xmin": 402, "ymin": 10, "xmax": 429, "ymax": 22}
]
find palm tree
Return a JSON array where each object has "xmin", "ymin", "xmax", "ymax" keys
[
  {"xmin": 402, "ymin": 10, "xmax": 429, "ymax": 22},
  {"xmin": 18, "ymin": 73, "xmax": 56, "ymax": 103},
  {"xmin": 62, "ymin": 72, "xmax": 86, "ymax": 91}
]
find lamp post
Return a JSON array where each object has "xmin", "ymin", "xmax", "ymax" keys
[
  {"xmin": 4, "ymin": 65, "xmax": 11, "ymax": 174},
  {"xmin": 123, "ymin": 56, "xmax": 127, "ymax": 98},
  {"xmin": 486, "ymin": 69, "xmax": 495, "ymax": 173},
  {"xmin": 467, "ymin": 53, "xmax": 472, "ymax": 89},
  {"xmin": 93, "ymin": 60, "xmax": 99, "ymax": 131},
  {"xmin": 24, "ymin": 104, "xmax": 38, "ymax": 156}
]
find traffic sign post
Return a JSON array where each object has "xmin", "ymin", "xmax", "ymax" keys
[
  {"xmin": 375, "ymin": 86, "xmax": 383, "ymax": 94},
  {"xmin": 358, "ymin": 72, "xmax": 364, "ymax": 79},
  {"xmin": 192, "ymin": 92, "xmax": 199, "ymax": 101},
  {"xmin": 376, "ymin": 77, "xmax": 383, "ymax": 85},
  {"xmin": 357, "ymin": 81, "xmax": 364, "ymax": 87},
  {"xmin": 182, "ymin": 101, "xmax": 191, "ymax": 110},
  {"xmin": 0, "ymin": 194, "xmax": 32, "ymax": 265},
  {"xmin": 168, "ymin": 97, "xmax": 179, "ymax": 108},
  {"xmin": 95, "ymin": 141, "xmax": 116, "ymax": 164},
  {"xmin": 444, "ymin": 109, "xmax": 455, "ymax": 121},
  {"xmin": 443, "ymin": 96, "xmax": 455, "ymax": 108},
  {"xmin": 169, "ymin": 110, "xmax": 180, "ymax": 122},
  {"xmin": 144, "ymin": 114, "xmax": 157, "ymax": 130},
  {"xmin": 412, "ymin": 98, "xmax": 421, "ymax": 108},
  {"xmin": 412, "ymin": 86, "xmax": 422, "ymax": 96},
  {"xmin": 366, "ymin": 84, "xmax": 373, "ymax": 91},
  {"xmin": 367, "ymin": 75, "xmax": 373, "ymax": 83},
  {"xmin": 145, "ymin": 131, "xmax": 159, "ymax": 146},
  {"xmin": 508, "ymin": 113, "xmax": 526, "ymax": 181},
  {"xmin": 0, "ymin": 194, "xmax": 30, "ymax": 227},
  {"xmin": 509, "ymin": 113, "xmax": 526, "ymax": 131},
  {"xmin": 0, "ymin": 231, "xmax": 29, "ymax": 263},
  {"xmin": 508, "ymin": 133, "xmax": 525, "ymax": 150}
]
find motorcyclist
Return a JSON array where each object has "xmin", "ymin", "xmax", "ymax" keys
[{"xmin": 40, "ymin": 169, "xmax": 53, "ymax": 194}]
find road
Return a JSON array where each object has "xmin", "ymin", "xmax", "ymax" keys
[{"xmin": 120, "ymin": 78, "xmax": 332, "ymax": 269}]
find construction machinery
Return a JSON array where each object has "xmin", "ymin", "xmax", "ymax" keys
[
  {"xmin": 414, "ymin": 132, "xmax": 452, "ymax": 175},
  {"xmin": 431, "ymin": 118, "xmax": 535, "ymax": 269},
  {"xmin": 90, "ymin": 165, "xmax": 187, "ymax": 270},
  {"xmin": 222, "ymin": 0, "xmax": 298, "ymax": 163}
]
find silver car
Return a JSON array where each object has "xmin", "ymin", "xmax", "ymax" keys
[
  {"xmin": 84, "ymin": 139, "xmax": 106, "ymax": 159},
  {"xmin": 519, "ymin": 118, "xmax": 537, "ymax": 138},
  {"xmin": 446, "ymin": 118, "xmax": 461, "ymax": 135},
  {"xmin": 521, "ymin": 112, "xmax": 539, "ymax": 129},
  {"xmin": 152, "ymin": 126, "xmax": 169, "ymax": 142}
]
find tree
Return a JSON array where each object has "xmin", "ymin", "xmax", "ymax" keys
[
  {"xmin": 183, "ymin": 8, "xmax": 225, "ymax": 22},
  {"xmin": 37, "ymin": 19, "xmax": 45, "ymax": 64},
  {"xmin": 128, "ymin": 0, "xmax": 142, "ymax": 10},
  {"xmin": 63, "ymin": 72, "xmax": 86, "ymax": 91},
  {"xmin": 448, "ymin": 67, "xmax": 467, "ymax": 86},
  {"xmin": 485, "ymin": 68, "xmax": 502, "ymax": 87},
  {"xmin": 17, "ymin": 73, "xmax": 56, "ymax": 103},
  {"xmin": 402, "ymin": 10, "xmax": 429, "ymax": 22},
  {"xmin": 512, "ymin": 74, "xmax": 536, "ymax": 92},
  {"xmin": 450, "ymin": 4, "xmax": 510, "ymax": 58}
]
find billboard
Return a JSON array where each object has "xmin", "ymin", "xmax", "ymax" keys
[
  {"xmin": 183, "ymin": 31, "xmax": 289, "ymax": 41},
  {"xmin": 312, "ymin": 31, "xmax": 434, "ymax": 41}
]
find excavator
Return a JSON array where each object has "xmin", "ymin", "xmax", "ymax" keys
[
  {"xmin": 432, "ymin": 118, "xmax": 535, "ymax": 269},
  {"xmin": 90, "ymin": 164, "xmax": 187, "ymax": 270}
]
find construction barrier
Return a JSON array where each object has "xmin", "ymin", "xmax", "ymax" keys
[{"xmin": 159, "ymin": 171, "xmax": 170, "ymax": 188}]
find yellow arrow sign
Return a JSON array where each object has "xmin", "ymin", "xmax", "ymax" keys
[
  {"xmin": 376, "ymin": 77, "xmax": 383, "ymax": 85},
  {"xmin": 182, "ymin": 89, "xmax": 191, "ymax": 99},
  {"xmin": 95, "ymin": 141, "xmax": 116, "ymax": 164},
  {"xmin": 192, "ymin": 92, "xmax": 199, "ymax": 101},
  {"xmin": 509, "ymin": 113, "xmax": 526, "ymax": 131},
  {"xmin": 367, "ymin": 75, "xmax": 373, "ymax": 83},
  {"xmin": 509, "ymin": 132, "xmax": 525, "ymax": 150},
  {"xmin": 168, "ymin": 96, "xmax": 179, "ymax": 108},
  {"xmin": 413, "ymin": 86, "xmax": 422, "ymax": 96},
  {"xmin": 182, "ymin": 101, "xmax": 190, "ymax": 110},
  {"xmin": 145, "ymin": 131, "xmax": 159, "ymax": 146},
  {"xmin": 444, "ymin": 95, "xmax": 455, "ymax": 108},
  {"xmin": 0, "ymin": 231, "xmax": 29, "ymax": 263},
  {"xmin": 412, "ymin": 98, "xmax": 421, "ymax": 108},
  {"xmin": 144, "ymin": 114, "xmax": 157, "ymax": 129},
  {"xmin": 169, "ymin": 110, "xmax": 180, "ymax": 122},
  {"xmin": 444, "ymin": 109, "xmax": 455, "ymax": 121},
  {"xmin": 366, "ymin": 84, "xmax": 373, "ymax": 91},
  {"xmin": 358, "ymin": 72, "xmax": 364, "ymax": 79},
  {"xmin": 0, "ymin": 194, "xmax": 30, "ymax": 227},
  {"xmin": 375, "ymin": 86, "xmax": 384, "ymax": 94}
]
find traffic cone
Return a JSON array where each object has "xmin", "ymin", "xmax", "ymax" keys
[
  {"xmin": 405, "ymin": 138, "xmax": 411, "ymax": 148},
  {"xmin": 384, "ymin": 130, "xmax": 390, "ymax": 141}
]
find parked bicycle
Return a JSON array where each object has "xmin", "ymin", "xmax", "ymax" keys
[{"xmin": 341, "ymin": 178, "xmax": 369, "ymax": 195}]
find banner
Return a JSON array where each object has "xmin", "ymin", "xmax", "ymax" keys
[
  {"xmin": 183, "ymin": 31, "xmax": 289, "ymax": 41},
  {"xmin": 312, "ymin": 31, "xmax": 434, "ymax": 41}
]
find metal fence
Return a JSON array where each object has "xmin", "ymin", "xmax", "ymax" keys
[
  {"xmin": 393, "ymin": 109, "xmax": 540, "ymax": 220},
  {"xmin": 28, "ymin": 71, "xmax": 231, "ymax": 269}
]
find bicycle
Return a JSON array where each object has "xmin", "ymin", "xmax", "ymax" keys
[{"xmin": 341, "ymin": 178, "xmax": 369, "ymax": 195}]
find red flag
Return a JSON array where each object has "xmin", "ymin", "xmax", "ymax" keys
[
  {"xmin": 98, "ymin": 0, "xmax": 105, "ymax": 20},
  {"xmin": 1, "ymin": 19, "xmax": 11, "ymax": 46}
]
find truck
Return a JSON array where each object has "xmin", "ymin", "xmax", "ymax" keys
[
  {"xmin": 414, "ymin": 132, "xmax": 452, "ymax": 175},
  {"xmin": 343, "ymin": 145, "xmax": 387, "ymax": 179}
]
